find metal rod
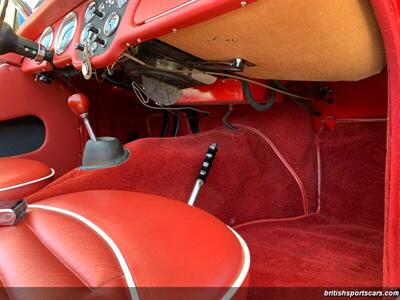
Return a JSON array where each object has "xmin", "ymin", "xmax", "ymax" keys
[
  {"xmin": 82, "ymin": 116, "xmax": 97, "ymax": 141},
  {"xmin": 187, "ymin": 179, "xmax": 204, "ymax": 206}
]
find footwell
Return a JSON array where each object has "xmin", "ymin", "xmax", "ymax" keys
[{"xmin": 235, "ymin": 121, "xmax": 386, "ymax": 297}]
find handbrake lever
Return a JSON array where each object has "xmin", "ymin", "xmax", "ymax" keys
[{"xmin": 187, "ymin": 143, "xmax": 218, "ymax": 206}]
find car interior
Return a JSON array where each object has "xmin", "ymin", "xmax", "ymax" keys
[{"xmin": 0, "ymin": 0, "xmax": 398, "ymax": 299}]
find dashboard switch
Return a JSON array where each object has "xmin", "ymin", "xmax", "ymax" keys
[
  {"xmin": 94, "ymin": 9, "xmax": 105, "ymax": 19},
  {"xmin": 89, "ymin": 25, "xmax": 100, "ymax": 35},
  {"xmin": 75, "ymin": 44, "xmax": 84, "ymax": 51},
  {"xmin": 95, "ymin": 37, "xmax": 107, "ymax": 46}
]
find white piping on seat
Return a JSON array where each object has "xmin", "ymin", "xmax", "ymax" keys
[
  {"xmin": 27, "ymin": 204, "xmax": 140, "ymax": 300},
  {"xmin": 27, "ymin": 205, "xmax": 250, "ymax": 300},
  {"xmin": 222, "ymin": 227, "xmax": 251, "ymax": 300},
  {"xmin": 0, "ymin": 169, "xmax": 55, "ymax": 192}
]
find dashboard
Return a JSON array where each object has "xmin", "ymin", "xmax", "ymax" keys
[
  {"xmin": 78, "ymin": 0, "xmax": 128, "ymax": 58},
  {"xmin": 19, "ymin": 0, "xmax": 254, "ymax": 75}
]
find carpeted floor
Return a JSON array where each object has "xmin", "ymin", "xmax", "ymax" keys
[
  {"xmin": 28, "ymin": 102, "xmax": 318, "ymax": 225},
  {"xmin": 235, "ymin": 121, "xmax": 386, "ymax": 298},
  {"xmin": 28, "ymin": 102, "xmax": 386, "ymax": 292}
]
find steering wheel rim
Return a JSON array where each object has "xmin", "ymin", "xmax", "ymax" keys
[{"xmin": 0, "ymin": 0, "xmax": 9, "ymax": 27}]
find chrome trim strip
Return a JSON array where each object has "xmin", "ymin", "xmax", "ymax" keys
[
  {"xmin": 0, "ymin": 168, "xmax": 55, "ymax": 192},
  {"xmin": 35, "ymin": 43, "xmax": 46, "ymax": 63},
  {"xmin": 144, "ymin": 0, "xmax": 198, "ymax": 23},
  {"xmin": 28, "ymin": 204, "xmax": 140, "ymax": 300},
  {"xmin": 222, "ymin": 227, "xmax": 251, "ymax": 299}
]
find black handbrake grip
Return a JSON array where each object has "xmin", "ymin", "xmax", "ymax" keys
[
  {"xmin": 0, "ymin": 22, "xmax": 53, "ymax": 63},
  {"xmin": 197, "ymin": 143, "xmax": 218, "ymax": 182},
  {"xmin": 188, "ymin": 143, "xmax": 218, "ymax": 206}
]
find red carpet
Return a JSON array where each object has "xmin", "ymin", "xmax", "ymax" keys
[
  {"xmin": 28, "ymin": 103, "xmax": 386, "ymax": 291},
  {"xmin": 28, "ymin": 102, "xmax": 318, "ymax": 225},
  {"xmin": 236, "ymin": 215, "xmax": 383, "ymax": 287},
  {"xmin": 235, "ymin": 121, "xmax": 386, "ymax": 297}
]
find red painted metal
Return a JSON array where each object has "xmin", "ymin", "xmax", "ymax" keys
[
  {"xmin": 21, "ymin": 0, "xmax": 258, "ymax": 74},
  {"xmin": 177, "ymin": 79, "xmax": 268, "ymax": 105},
  {"xmin": 135, "ymin": 0, "xmax": 190, "ymax": 25},
  {"xmin": 0, "ymin": 53, "xmax": 23, "ymax": 66},
  {"xmin": 17, "ymin": 0, "xmax": 85, "ymax": 40}
]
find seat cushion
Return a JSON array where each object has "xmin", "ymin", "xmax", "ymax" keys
[
  {"xmin": 0, "ymin": 158, "xmax": 54, "ymax": 200},
  {"xmin": 0, "ymin": 190, "xmax": 250, "ymax": 300}
]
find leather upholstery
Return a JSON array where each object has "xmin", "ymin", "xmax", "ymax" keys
[
  {"xmin": 0, "ymin": 158, "xmax": 54, "ymax": 200},
  {"xmin": 0, "ymin": 190, "xmax": 249, "ymax": 300},
  {"xmin": 0, "ymin": 65, "xmax": 82, "ymax": 176}
]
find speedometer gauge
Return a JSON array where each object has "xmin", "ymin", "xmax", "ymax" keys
[
  {"xmin": 54, "ymin": 12, "xmax": 78, "ymax": 55},
  {"xmin": 38, "ymin": 26, "xmax": 54, "ymax": 50}
]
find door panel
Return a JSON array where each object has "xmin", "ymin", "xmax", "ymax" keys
[{"xmin": 0, "ymin": 64, "xmax": 82, "ymax": 176}]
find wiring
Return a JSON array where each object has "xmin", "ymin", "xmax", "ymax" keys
[
  {"xmin": 104, "ymin": 75, "xmax": 210, "ymax": 113},
  {"xmin": 131, "ymin": 82, "xmax": 210, "ymax": 114},
  {"xmin": 242, "ymin": 81, "xmax": 276, "ymax": 111},
  {"xmin": 118, "ymin": 53, "xmax": 316, "ymax": 102},
  {"xmin": 223, "ymin": 105, "xmax": 236, "ymax": 130},
  {"xmin": 207, "ymin": 72, "xmax": 315, "ymax": 101}
]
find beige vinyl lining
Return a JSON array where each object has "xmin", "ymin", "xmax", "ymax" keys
[{"xmin": 159, "ymin": 0, "xmax": 386, "ymax": 81}]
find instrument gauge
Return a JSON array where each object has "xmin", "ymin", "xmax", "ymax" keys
[
  {"xmin": 38, "ymin": 26, "xmax": 54, "ymax": 50},
  {"xmin": 84, "ymin": 2, "xmax": 97, "ymax": 23},
  {"xmin": 116, "ymin": 0, "xmax": 128, "ymax": 8},
  {"xmin": 103, "ymin": 12, "xmax": 120, "ymax": 37},
  {"xmin": 54, "ymin": 12, "xmax": 78, "ymax": 55}
]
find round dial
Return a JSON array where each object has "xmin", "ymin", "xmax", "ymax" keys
[
  {"xmin": 55, "ymin": 12, "xmax": 78, "ymax": 55},
  {"xmin": 103, "ymin": 12, "xmax": 120, "ymax": 37},
  {"xmin": 84, "ymin": 2, "xmax": 97, "ymax": 23},
  {"xmin": 38, "ymin": 26, "xmax": 54, "ymax": 50}
]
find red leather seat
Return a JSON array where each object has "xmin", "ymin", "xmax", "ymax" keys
[
  {"xmin": 0, "ymin": 190, "xmax": 250, "ymax": 300},
  {"xmin": 0, "ymin": 158, "xmax": 54, "ymax": 200}
]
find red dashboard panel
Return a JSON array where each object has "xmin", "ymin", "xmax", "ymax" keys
[
  {"xmin": 17, "ymin": 0, "xmax": 85, "ymax": 40},
  {"xmin": 134, "ymin": 0, "xmax": 191, "ymax": 24},
  {"xmin": 0, "ymin": 53, "xmax": 23, "ymax": 66},
  {"xmin": 21, "ymin": 0, "xmax": 256, "ymax": 75}
]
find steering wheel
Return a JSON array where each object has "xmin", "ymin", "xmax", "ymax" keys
[{"xmin": 0, "ymin": 0, "xmax": 8, "ymax": 28}]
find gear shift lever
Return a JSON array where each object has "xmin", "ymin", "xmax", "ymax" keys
[
  {"xmin": 67, "ymin": 93, "xmax": 128, "ymax": 170},
  {"xmin": 68, "ymin": 93, "xmax": 97, "ymax": 141}
]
